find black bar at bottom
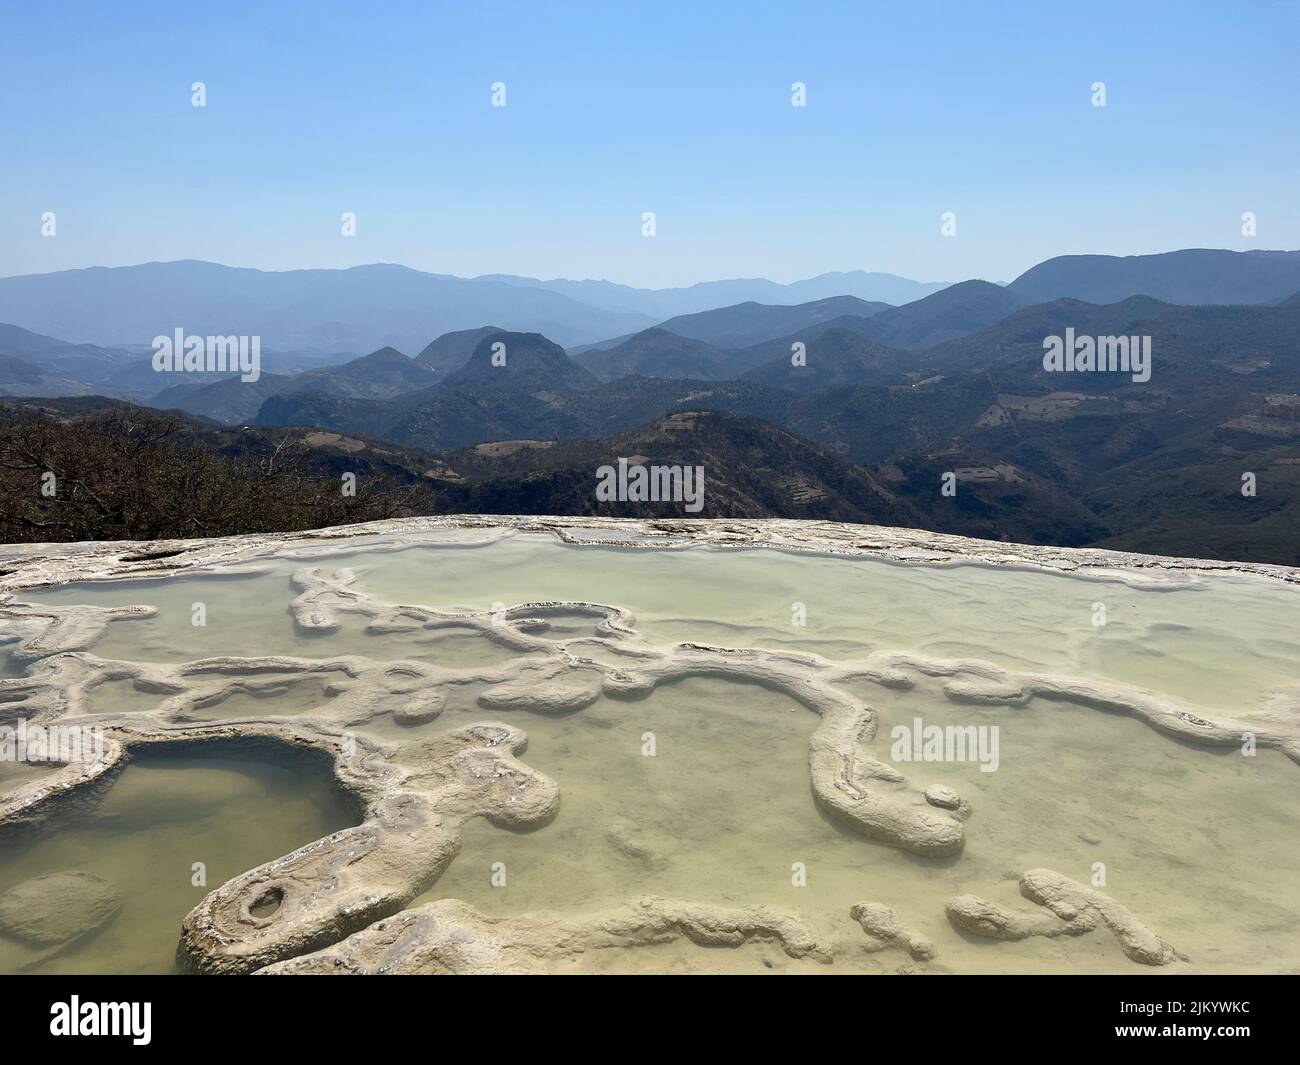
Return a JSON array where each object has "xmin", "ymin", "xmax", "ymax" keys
[{"xmin": 0, "ymin": 973, "xmax": 1291, "ymax": 1052}]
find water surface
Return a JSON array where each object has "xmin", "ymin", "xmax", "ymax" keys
[{"xmin": 5, "ymin": 531, "xmax": 1298, "ymax": 973}]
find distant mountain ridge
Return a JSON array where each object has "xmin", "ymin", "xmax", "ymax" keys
[
  {"xmin": 475, "ymin": 271, "xmax": 947, "ymax": 318},
  {"xmin": 443, "ymin": 331, "xmax": 598, "ymax": 394},
  {"xmin": 651, "ymin": 295, "xmax": 892, "ymax": 349},
  {"xmin": 1009, "ymin": 249, "xmax": 1300, "ymax": 306},
  {"xmin": 574, "ymin": 329, "xmax": 740, "ymax": 380},
  {"xmin": 8, "ymin": 277, "xmax": 1298, "ymax": 562},
  {"xmin": 742, "ymin": 328, "xmax": 908, "ymax": 391},
  {"xmin": 0, "ymin": 261, "xmax": 951, "ymax": 356},
  {"xmin": 415, "ymin": 326, "xmax": 505, "ymax": 374},
  {"xmin": 0, "ymin": 261, "xmax": 654, "ymax": 353},
  {"xmin": 3, "ymin": 249, "xmax": 1296, "ymax": 364},
  {"xmin": 851, "ymin": 280, "xmax": 1029, "ymax": 349}
]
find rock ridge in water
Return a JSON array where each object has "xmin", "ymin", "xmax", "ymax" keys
[{"xmin": 945, "ymin": 869, "xmax": 1181, "ymax": 966}]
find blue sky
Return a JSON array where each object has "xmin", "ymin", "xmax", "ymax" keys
[{"xmin": 1, "ymin": 0, "xmax": 1296, "ymax": 287}]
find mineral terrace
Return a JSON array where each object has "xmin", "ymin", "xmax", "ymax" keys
[{"xmin": 0, "ymin": 516, "xmax": 1296, "ymax": 975}]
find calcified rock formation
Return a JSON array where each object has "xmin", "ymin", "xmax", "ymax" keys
[
  {"xmin": 1, "ymin": 515, "xmax": 1296, "ymax": 974},
  {"xmin": 285, "ymin": 566, "xmax": 970, "ymax": 857},
  {"xmin": 178, "ymin": 722, "xmax": 557, "ymax": 975},
  {"xmin": 0, "ymin": 565, "xmax": 963, "ymax": 972},
  {"xmin": 258, "ymin": 895, "xmax": 832, "ymax": 974},
  {"xmin": 850, "ymin": 902, "xmax": 936, "ymax": 961},
  {"xmin": 945, "ymin": 869, "xmax": 1180, "ymax": 966},
  {"xmin": 0, "ymin": 599, "xmax": 155, "ymax": 659},
  {"xmin": 4, "ymin": 514, "xmax": 1296, "ymax": 590}
]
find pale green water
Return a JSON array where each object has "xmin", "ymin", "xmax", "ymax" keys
[
  {"xmin": 25, "ymin": 535, "xmax": 1300, "ymax": 710},
  {"xmin": 0, "ymin": 747, "xmax": 358, "ymax": 975},
  {"xmin": 420, "ymin": 676, "xmax": 1299, "ymax": 974},
  {"xmin": 4, "ymin": 532, "xmax": 1299, "ymax": 973}
]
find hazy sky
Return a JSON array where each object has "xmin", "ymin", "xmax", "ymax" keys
[{"xmin": 2, "ymin": 1, "xmax": 1296, "ymax": 287}]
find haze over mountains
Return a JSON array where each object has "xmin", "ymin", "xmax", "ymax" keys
[
  {"xmin": 0, "ymin": 248, "xmax": 1292, "ymax": 361},
  {"xmin": 2, "ymin": 247, "xmax": 1300, "ymax": 563},
  {"xmin": 1011, "ymin": 249, "xmax": 1300, "ymax": 307},
  {"xmin": 0, "ymin": 260, "xmax": 951, "ymax": 354}
]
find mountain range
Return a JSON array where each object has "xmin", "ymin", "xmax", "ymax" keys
[
  {"xmin": 3, "ymin": 248, "xmax": 1295, "ymax": 358},
  {"xmin": 0, "ymin": 261, "xmax": 949, "ymax": 354},
  {"xmin": 2, "ymin": 247, "xmax": 1299, "ymax": 563}
]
